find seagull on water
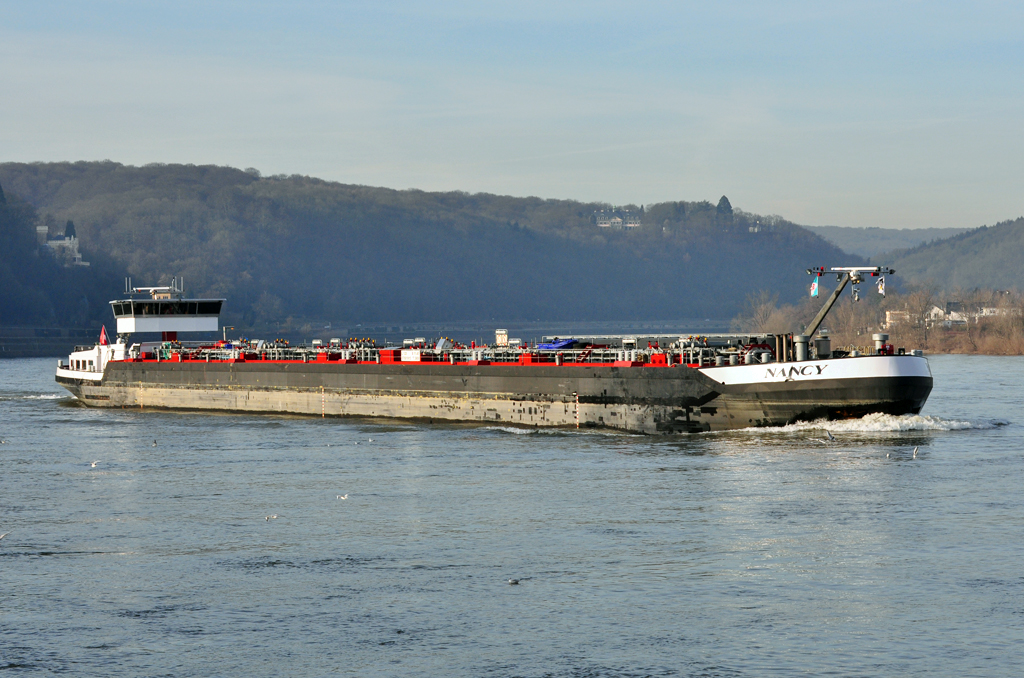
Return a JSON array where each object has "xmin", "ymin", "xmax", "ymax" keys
[
  {"xmin": 337, "ymin": 494, "xmax": 348, "ymax": 500},
  {"xmin": 368, "ymin": 438, "xmax": 373, "ymax": 443},
  {"xmin": 265, "ymin": 514, "xmax": 278, "ymax": 521},
  {"xmin": 507, "ymin": 578, "xmax": 519, "ymax": 585},
  {"xmin": 152, "ymin": 440, "xmax": 157, "ymax": 447},
  {"xmin": 91, "ymin": 460, "xmax": 100, "ymax": 468}
]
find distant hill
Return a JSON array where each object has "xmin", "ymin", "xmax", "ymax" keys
[
  {"xmin": 806, "ymin": 226, "xmax": 970, "ymax": 258},
  {"xmin": 882, "ymin": 217, "xmax": 1024, "ymax": 291},
  {"xmin": 0, "ymin": 161, "xmax": 858, "ymax": 329}
]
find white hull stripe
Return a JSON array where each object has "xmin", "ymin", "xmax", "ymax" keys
[
  {"xmin": 56, "ymin": 367, "xmax": 105, "ymax": 382},
  {"xmin": 698, "ymin": 355, "xmax": 931, "ymax": 386}
]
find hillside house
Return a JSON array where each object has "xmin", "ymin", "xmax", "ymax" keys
[
  {"xmin": 595, "ymin": 210, "xmax": 642, "ymax": 230},
  {"xmin": 44, "ymin": 221, "xmax": 89, "ymax": 267}
]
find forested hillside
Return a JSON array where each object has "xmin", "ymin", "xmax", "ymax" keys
[
  {"xmin": 0, "ymin": 182, "xmax": 123, "ymax": 327},
  {"xmin": 0, "ymin": 161, "xmax": 858, "ymax": 329},
  {"xmin": 882, "ymin": 218, "xmax": 1024, "ymax": 291}
]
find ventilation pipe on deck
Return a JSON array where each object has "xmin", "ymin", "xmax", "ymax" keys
[
  {"xmin": 794, "ymin": 335, "xmax": 809, "ymax": 362},
  {"xmin": 814, "ymin": 336, "xmax": 831, "ymax": 359},
  {"xmin": 872, "ymin": 333, "xmax": 889, "ymax": 354}
]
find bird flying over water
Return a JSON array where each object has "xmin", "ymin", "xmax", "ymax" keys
[
  {"xmin": 337, "ymin": 494, "xmax": 348, "ymax": 500},
  {"xmin": 152, "ymin": 440, "xmax": 157, "ymax": 447},
  {"xmin": 0, "ymin": 532, "xmax": 9, "ymax": 542},
  {"xmin": 913, "ymin": 446, "xmax": 918, "ymax": 458},
  {"xmin": 825, "ymin": 430, "xmax": 836, "ymax": 442},
  {"xmin": 91, "ymin": 460, "xmax": 100, "ymax": 468}
]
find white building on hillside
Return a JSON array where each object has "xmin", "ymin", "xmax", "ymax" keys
[{"xmin": 44, "ymin": 221, "xmax": 90, "ymax": 267}]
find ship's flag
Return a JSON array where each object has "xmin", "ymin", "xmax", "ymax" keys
[
  {"xmin": 99, "ymin": 325, "xmax": 109, "ymax": 346},
  {"xmin": 877, "ymin": 276, "xmax": 886, "ymax": 297},
  {"xmin": 810, "ymin": 277, "xmax": 819, "ymax": 297}
]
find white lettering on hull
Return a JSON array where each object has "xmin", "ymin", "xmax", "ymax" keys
[{"xmin": 764, "ymin": 364, "xmax": 827, "ymax": 379}]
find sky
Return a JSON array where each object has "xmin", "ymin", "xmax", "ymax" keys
[{"xmin": 2, "ymin": 1, "xmax": 1022, "ymax": 229}]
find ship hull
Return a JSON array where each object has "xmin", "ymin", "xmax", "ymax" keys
[{"xmin": 56, "ymin": 356, "xmax": 933, "ymax": 434}]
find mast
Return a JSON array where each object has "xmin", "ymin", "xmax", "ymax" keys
[{"xmin": 804, "ymin": 266, "xmax": 893, "ymax": 339}]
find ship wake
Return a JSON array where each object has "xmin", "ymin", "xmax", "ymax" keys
[
  {"xmin": 0, "ymin": 393, "xmax": 68, "ymax": 401},
  {"xmin": 778, "ymin": 412, "xmax": 1008, "ymax": 433}
]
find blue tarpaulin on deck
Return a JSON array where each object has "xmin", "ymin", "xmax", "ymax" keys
[{"xmin": 538, "ymin": 338, "xmax": 576, "ymax": 350}]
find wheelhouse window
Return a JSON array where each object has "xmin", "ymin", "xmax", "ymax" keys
[
  {"xmin": 197, "ymin": 301, "xmax": 223, "ymax": 315},
  {"xmin": 115, "ymin": 299, "xmax": 223, "ymax": 316}
]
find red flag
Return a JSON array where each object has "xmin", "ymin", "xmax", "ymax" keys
[{"xmin": 99, "ymin": 325, "xmax": 109, "ymax": 346}]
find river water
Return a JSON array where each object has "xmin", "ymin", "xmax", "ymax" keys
[{"xmin": 1, "ymin": 355, "xmax": 1022, "ymax": 677}]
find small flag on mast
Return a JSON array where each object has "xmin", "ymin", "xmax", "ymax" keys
[
  {"xmin": 99, "ymin": 325, "xmax": 109, "ymax": 346},
  {"xmin": 877, "ymin": 276, "xmax": 886, "ymax": 297},
  {"xmin": 810, "ymin": 277, "xmax": 819, "ymax": 297}
]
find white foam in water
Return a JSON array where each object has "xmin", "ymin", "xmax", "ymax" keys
[
  {"xmin": 488, "ymin": 414, "xmax": 1004, "ymax": 437},
  {"xmin": 766, "ymin": 412, "xmax": 1006, "ymax": 433},
  {"xmin": 23, "ymin": 394, "xmax": 67, "ymax": 400}
]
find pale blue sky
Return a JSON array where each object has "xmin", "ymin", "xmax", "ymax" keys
[{"xmin": 2, "ymin": 1, "xmax": 1022, "ymax": 228}]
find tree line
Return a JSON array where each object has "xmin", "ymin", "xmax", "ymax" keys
[{"xmin": 0, "ymin": 161, "xmax": 856, "ymax": 330}]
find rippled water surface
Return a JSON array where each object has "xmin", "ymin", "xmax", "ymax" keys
[{"xmin": 2, "ymin": 355, "xmax": 1023, "ymax": 676}]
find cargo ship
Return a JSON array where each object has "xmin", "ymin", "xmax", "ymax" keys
[{"xmin": 55, "ymin": 268, "xmax": 932, "ymax": 434}]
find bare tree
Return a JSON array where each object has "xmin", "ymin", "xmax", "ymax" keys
[
  {"xmin": 893, "ymin": 287, "xmax": 936, "ymax": 350},
  {"xmin": 735, "ymin": 290, "xmax": 780, "ymax": 333}
]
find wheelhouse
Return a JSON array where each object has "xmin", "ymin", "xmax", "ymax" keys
[{"xmin": 110, "ymin": 278, "xmax": 224, "ymax": 337}]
